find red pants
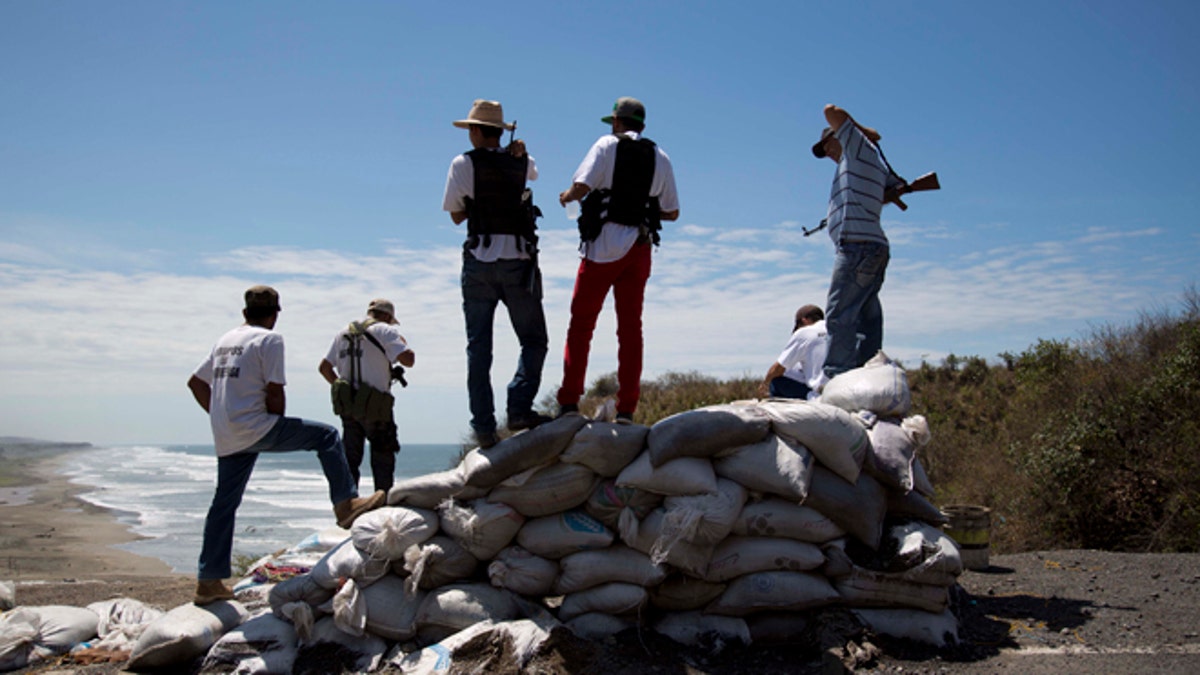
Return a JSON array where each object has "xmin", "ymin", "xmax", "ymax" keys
[{"xmin": 557, "ymin": 243, "xmax": 652, "ymax": 414}]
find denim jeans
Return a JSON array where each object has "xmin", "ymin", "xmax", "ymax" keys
[
  {"xmin": 769, "ymin": 376, "xmax": 812, "ymax": 399},
  {"xmin": 461, "ymin": 255, "xmax": 548, "ymax": 435},
  {"xmin": 198, "ymin": 416, "xmax": 355, "ymax": 580},
  {"xmin": 823, "ymin": 240, "xmax": 889, "ymax": 380},
  {"xmin": 341, "ymin": 414, "xmax": 399, "ymax": 493}
]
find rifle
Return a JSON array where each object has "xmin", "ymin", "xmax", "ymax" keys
[{"xmin": 883, "ymin": 171, "xmax": 940, "ymax": 211}]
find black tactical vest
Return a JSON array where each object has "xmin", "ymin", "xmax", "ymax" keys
[
  {"xmin": 578, "ymin": 136, "xmax": 661, "ymax": 244},
  {"xmin": 465, "ymin": 148, "xmax": 531, "ymax": 239}
]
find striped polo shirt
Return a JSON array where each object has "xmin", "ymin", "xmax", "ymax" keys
[{"xmin": 825, "ymin": 123, "xmax": 898, "ymax": 246}]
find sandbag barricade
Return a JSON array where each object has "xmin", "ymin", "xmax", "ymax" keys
[{"xmin": 0, "ymin": 359, "xmax": 964, "ymax": 672}]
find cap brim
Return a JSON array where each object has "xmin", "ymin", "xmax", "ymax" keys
[
  {"xmin": 812, "ymin": 141, "xmax": 827, "ymax": 159},
  {"xmin": 600, "ymin": 115, "xmax": 614, "ymax": 124}
]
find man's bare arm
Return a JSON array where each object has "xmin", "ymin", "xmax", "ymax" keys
[
  {"xmin": 823, "ymin": 104, "xmax": 880, "ymax": 142},
  {"xmin": 559, "ymin": 182, "xmax": 591, "ymax": 206},
  {"xmin": 318, "ymin": 359, "xmax": 338, "ymax": 385},
  {"xmin": 265, "ymin": 382, "xmax": 286, "ymax": 416},
  {"xmin": 187, "ymin": 375, "xmax": 211, "ymax": 413}
]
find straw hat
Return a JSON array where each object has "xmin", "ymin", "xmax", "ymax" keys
[{"xmin": 453, "ymin": 99, "xmax": 515, "ymax": 130}]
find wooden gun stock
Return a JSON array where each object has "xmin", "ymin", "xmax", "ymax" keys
[{"xmin": 884, "ymin": 172, "xmax": 940, "ymax": 211}]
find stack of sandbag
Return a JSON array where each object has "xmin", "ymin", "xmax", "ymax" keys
[{"xmin": 187, "ymin": 349, "xmax": 960, "ymax": 671}]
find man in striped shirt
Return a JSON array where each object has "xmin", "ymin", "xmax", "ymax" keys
[{"xmin": 812, "ymin": 104, "xmax": 904, "ymax": 384}]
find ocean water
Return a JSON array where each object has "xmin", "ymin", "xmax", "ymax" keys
[{"xmin": 59, "ymin": 443, "xmax": 462, "ymax": 574}]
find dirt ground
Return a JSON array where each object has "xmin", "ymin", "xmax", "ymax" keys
[{"xmin": 8, "ymin": 549, "xmax": 1200, "ymax": 674}]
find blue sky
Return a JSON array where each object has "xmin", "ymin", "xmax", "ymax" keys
[{"xmin": 2, "ymin": 1, "xmax": 1197, "ymax": 445}]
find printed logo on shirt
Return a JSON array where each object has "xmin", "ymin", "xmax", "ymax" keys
[
  {"xmin": 215, "ymin": 346, "xmax": 244, "ymax": 357},
  {"xmin": 213, "ymin": 366, "xmax": 241, "ymax": 379}
]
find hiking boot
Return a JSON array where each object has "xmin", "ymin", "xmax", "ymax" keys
[
  {"xmin": 334, "ymin": 490, "xmax": 386, "ymax": 529},
  {"xmin": 507, "ymin": 411, "xmax": 554, "ymax": 432},
  {"xmin": 616, "ymin": 412, "xmax": 635, "ymax": 425},
  {"xmin": 194, "ymin": 579, "xmax": 234, "ymax": 605},
  {"xmin": 475, "ymin": 430, "xmax": 500, "ymax": 449},
  {"xmin": 557, "ymin": 403, "xmax": 580, "ymax": 419}
]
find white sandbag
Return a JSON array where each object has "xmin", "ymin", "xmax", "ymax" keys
[
  {"xmin": 269, "ymin": 573, "xmax": 335, "ymax": 618},
  {"xmin": 401, "ymin": 535, "xmax": 479, "ymax": 591},
  {"xmin": 516, "ymin": 510, "xmax": 614, "ymax": 559},
  {"xmin": 0, "ymin": 581, "xmax": 12, "ymax": 611},
  {"xmin": 705, "ymin": 536, "xmax": 825, "ymax": 582},
  {"xmin": 414, "ymin": 583, "xmax": 523, "ymax": 645},
  {"xmin": 615, "ymin": 450, "xmax": 717, "ymax": 496},
  {"xmin": 584, "ymin": 479, "xmax": 663, "ymax": 530},
  {"xmin": 309, "ymin": 537, "xmax": 391, "ymax": 590},
  {"xmin": 461, "ymin": 414, "xmax": 590, "ymax": 488},
  {"xmin": 649, "ymin": 575, "xmax": 727, "ymax": 611},
  {"xmin": 863, "ymin": 416, "xmax": 929, "ymax": 493},
  {"xmin": 654, "ymin": 611, "xmax": 750, "ymax": 651},
  {"xmin": 201, "ymin": 611, "xmax": 298, "ymax": 675},
  {"xmin": 561, "ymin": 421, "xmax": 650, "ymax": 477},
  {"xmin": 361, "ymin": 574, "xmax": 425, "ymax": 642},
  {"xmin": 301, "ymin": 616, "xmax": 387, "ymax": 672},
  {"xmin": 658, "ymin": 478, "xmax": 746, "ymax": 548},
  {"xmin": 555, "ymin": 545, "xmax": 667, "ymax": 594},
  {"xmin": 0, "ymin": 605, "xmax": 99, "ymax": 671},
  {"xmin": 732, "ymin": 499, "xmax": 845, "ymax": 543},
  {"xmin": 886, "ymin": 488, "xmax": 949, "ymax": 526},
  {"xmin": 835, "ymin": 566, "xmax": 950, "ymax": 613},
  {"xmin": 912, "ymin": 456, "xmax": 935, "ymax": 497},
  {"xmin": 387, "ymin": 468, "xmax": 467, "ymax": 509},
  {"xmin": 565, "ymin": 612, "xmax": 634, "ymax": 640},
  {"xmin": 853, "ymin": 608, "xmax": 959, "ymax": 648},
  {"xmin": 889, "ymin": 521, "xmax": 963, "ymax": 583},
  {"xmin": 487, "ymin": 462, "xmax": 598, "ymax": 517},
  {"xmin": 81, "ymin": 598, "xmax": 162, "ymax": 651},
  {"xmin": 761, "ymin": 399, "xmax": 870, "ymax": 484},
  {"xmin": 331, "ymin": 577, "xmax": 367, "ymax": 637},
  {"xmin": 705, "ymin": 571, "xmax": 840, "ymax": 616},
  {"xmin": 488, "ymin": 546, "xmax": 559, "ymax": 597},
  {"xmin": 713, "ymin": 434, "xmax": 814, "ymax": 501},
  {"xmin": 351, "ymin": 506, "xmax": 438, "ymax": 560},
  {"xmin": 128, "ymin": 600, "xmax": 249, "ymax": 670},
  {"xmin": 558, "ymin": 582, "xmax": 648, "ymax": 622},
  {"xmin": 624, "ymin": 508, "xmax": 714, "ymax": 577},
  {"xmin": 805, "ymin": 466, "xmax": 887, "ymax": 549},
  {"xmin": 392, "ymin": 618, "xmax": 553, "ymax": 675},
  {"xmin": 820, "ymin": 351, "xmax": 912, "ymax": 417},
  {"xmin": 646, "ymin": 403, "xmax": 771, "ymax": 467},
  {"xmin": 439, "ymin": 498, "xmax": 525, "ymax": 560}
]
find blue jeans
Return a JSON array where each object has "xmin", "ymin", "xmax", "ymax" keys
[
  {"xmin": 823, "ymin": 241, "xmax": 889, "ymax": 380},
  {"xmin": 461, "ymin": 255, "xmax": 548, "ymax": 435},
  {"xmin": 769, "ymin": 376, "xmax": 812, "ymax": 399},
  {"xmin": 198, "ymin": 416, "xmax": 355, "ymax": 580}
]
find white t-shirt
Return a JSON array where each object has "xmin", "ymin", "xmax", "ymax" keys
[
  {"xmin": 323, "ymin": 320, "xmax": 411, "ymax": 393},
  {"xmin": 571, "ymin": 131, "xmax": 680, "ymax": 263},
  {"xmin": 192, "ymin": 324, "xmax": 286, "ymax": 456},
  {"xmin": 776, "ymin": 319, "xmax": 829, "ymax": 400},
  {"xmin": 442, "ymin": 149, "xmax": 539, "ymax": 263}
]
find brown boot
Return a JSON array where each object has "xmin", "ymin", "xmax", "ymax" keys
[
  {"xmin": 194, "ymin": 579, "xmax": 234, "ymax": 605},
  {"xmin": 334, "ymin": 490, "xmax": 386, "ymax": 529}
]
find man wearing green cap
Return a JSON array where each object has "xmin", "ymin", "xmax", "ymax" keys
[{"xmin": 556, "ymin": 97, "xmax": 680, "ymax": 422}]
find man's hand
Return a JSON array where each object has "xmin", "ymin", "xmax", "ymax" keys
[
  {"xmin": 559, "ymin": 182, "xmax": 590, "ymax": 206},
  {"xmin": 506, "ymin": 138, "xmax": 527, "ymax": 158}
]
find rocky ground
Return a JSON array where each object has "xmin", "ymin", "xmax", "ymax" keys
[{"xmin": 8, "ymin": 549, "xmax": 1200, "ymax": 674}]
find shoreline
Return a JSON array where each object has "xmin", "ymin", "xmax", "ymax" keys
[{"xmin": 0, "ymin": 444, "xmax": 184, "ymax": 582}]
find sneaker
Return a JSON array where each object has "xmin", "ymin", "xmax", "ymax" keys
[
  {"xmin": 194, "ymin": 579, "xmax": 234, "ymax": 605},
  {"xmin": 616, "ymin": 412, "xmax": 635, "ymax": 425},
  {"xmin": 475, "ymin": 430, "xmax": 500, "ymax": 449},
  {"xmin": 557, "ymin": 403, "xmax": 580, "ymax": 418},
  {"xmin": 334, "ymin": 490, "xmax": 386, "ymax": 529},
  {"xmin": 507, "ymin": 411, "xmax": 553, "ymax": 432}
]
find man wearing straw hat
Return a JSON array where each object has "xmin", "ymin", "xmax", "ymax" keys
[
  {"xmin": 443, "ymin": 99, "xmax": 550, "ymax": 448},
  {"xmin": 556, "ymin": 97, "xmax": 680, "ymax": 423}
]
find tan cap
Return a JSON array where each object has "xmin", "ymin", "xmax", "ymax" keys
[
  {"xmin": 368, "ymin": 298, "xmax": 397, "ymax": 324},
  {"xmin": 452, "ymin": 99, "xmax": 514, "ymax": 130}
]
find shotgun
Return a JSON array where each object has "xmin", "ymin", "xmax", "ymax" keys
[{"xmin": 884, "ymin": 172, "xmax": 940, "ymax": 211}]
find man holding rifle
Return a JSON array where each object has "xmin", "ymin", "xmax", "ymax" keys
[
  {"xmin": 443, "ymin": 99, "xmax": 550, "ymax": 448},
  {"xmin": 812, "ymin": 104, "xmax": 905, "ymax": 384}
]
